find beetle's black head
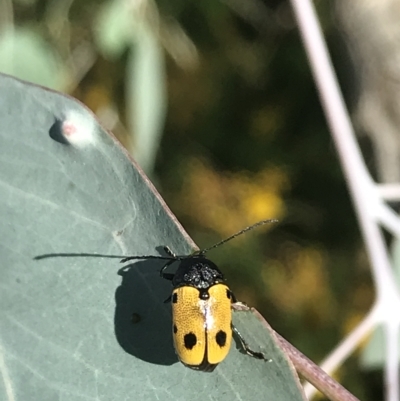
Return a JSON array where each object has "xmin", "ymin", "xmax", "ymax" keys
[{"xmin": 172, "ymin": 255, "xmax": 225, "ymax": 290}]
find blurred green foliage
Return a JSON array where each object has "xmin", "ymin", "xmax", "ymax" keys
[{"xmin": 1, "ymin": 0, "xmax": 379, "ymax": 399}]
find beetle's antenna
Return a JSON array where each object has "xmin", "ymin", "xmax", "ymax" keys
[
  {"xmin": 120, "ymin": 255, "xmax": 176, "ymax": 263},
  {"xmin": 198, "ymin": 219, "xmax": 278, "ymax": 255},
  {"xmin": 120, "ymin": 219, "xmax": 278, "ymax": 262}
]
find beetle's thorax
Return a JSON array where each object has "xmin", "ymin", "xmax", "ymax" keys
[{"xmin": 172, "ymin": 256, "xmax": 225, "ymax": 289}]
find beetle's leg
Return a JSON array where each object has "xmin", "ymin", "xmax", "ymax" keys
[
  {"xmin": 161, "ymin": 272, "xmax": 175, "ymax": 281},
  {"xmin": 228, "ymin": 290, "xmax": 238, "ymax": 303},
  {"xmin": 160, "ymin": 257, "xmax": 175, "ymax": 279},
  {"xmin": 163, "ymin": 295, "xmax": 172, "ymax": 303},
  {"xmin": 232, "ymin": 324, "xmax": 267, "ymax": 360},
  {"xmin": 163, "ymin": 246, "xmax": 177, "ymax": 258}
]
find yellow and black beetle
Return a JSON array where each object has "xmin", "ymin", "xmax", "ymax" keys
[{"xmin": 121, "ymin": 218, "xmax": 276, "ymax": 372}]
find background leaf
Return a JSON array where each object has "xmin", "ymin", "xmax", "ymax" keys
[
  {"xmin": 0, "ymin": 74, "xmax": 305, "ymax": 401},
  {"xmin": 94, "ymin": 0, "xmax": 167, "ymax": 174},
  {"xmin": 0, "ymin": 27, "xmax": 65, "ymax": 89},
  {"xmin": 94, "ymin": 0, "xmax": 134, "ymax": 59},
  {"xmin": 126, "ymin": 28, "xmax": 167, "ymax": 175}
]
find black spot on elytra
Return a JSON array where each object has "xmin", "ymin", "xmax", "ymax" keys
[
  {"xmin": 172, "ymin": 293, "xmax": 178, "ymax": 303},
  {"xmin": 216, "ymin": 330, "xmax": 227, "ymax": 347},
  {"xmin": 184, "ymin": 333, "xmax": 197, "ymax": 349},
  {"xmin": 226, "ymin": 289, "xmax": 231, "ymax": 299},
  {"xmin": 173, "ymin": 324, "xmax": 178, "ymax": 334}
]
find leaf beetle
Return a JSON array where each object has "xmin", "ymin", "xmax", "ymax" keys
[{"xmin": 121, "ymin": 218, "xmax": 277, "ymax": 372}]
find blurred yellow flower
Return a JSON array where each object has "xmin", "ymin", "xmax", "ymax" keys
[
  {"xmin": 262, "ymin": 243, "xmax": 337, "ymax": 324},
  {"xmin": 178, "ymin": 157, "xmax": 287, "ymax": 237}
]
